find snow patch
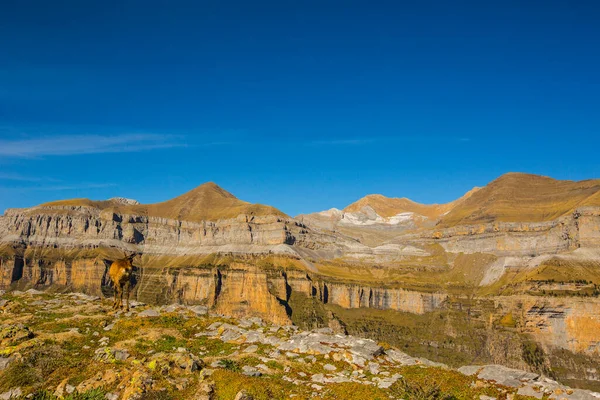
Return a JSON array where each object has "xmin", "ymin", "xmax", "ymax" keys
[
  {"xmin": 318, "ymin": 208, "xmax": 343, "ymax": 218},
  {"xmin": 340, "ymin": 211, "xmax": 419, "ymax": 226},
  {"xmin": 110, "ymin": 197, "xmax": 140, "ymax": 205},
  {"xmin": 387, "ymin": 212, "xmax": 416, "ymax": 224}
]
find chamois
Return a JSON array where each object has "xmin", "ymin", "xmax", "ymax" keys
[{"xmin": 108, "ymin": 253, "xmax": 136, "ymax": 311}]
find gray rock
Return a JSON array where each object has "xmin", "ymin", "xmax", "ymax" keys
[
  {"xmin": 376, "ymin": 373, "xmax": 402, "ymax": 389},
  {"xmin": 323, "ymin": 364, "xmax": 336, "ymax": 371},
  {"xmin": 238, "ymin": 319, "xmax": 253, "ymax": 328},
  {"xmin": 517, "ymin": 385, "xmax": 544, "ymax": 399},
  {"xmin": 459, "ymin": 365, "xmax": 539, "ymax": 388},
  {"xmin": 220, "ymin": 329, "xmax": 242, "ymax": 343},
  {"xmin": 234, "ymin": 390, "xmax": 253, "ymax": 400},
  {"xmin": 188, "ymin": 305, "xmax": 208, "ymax": 316},
  {"xmin": 71, "ymin": 293, "xmax": 100, "ymax": 302},
  {"xmin": 113, "ymin": 349, "xmax": 130, "ymax": 361},
  {"xmin": 367, "ymin": 362, "xmax": 380, "ymax": 375},
  {"xmin": 104, "ymin": 393, "xmax": 119, "ymax": 400},
  {"xmin": 244, "ymin": 331, "xmax": 263, "ymax": 343},
  {"xmin": 138, "ymin": 309, "xmax": 160, "ymax": 317},
  {"xmin": 206, "ymin": 322, "xmax": 223, "ymax": 330},
  {"xmin": 162, "ymin": 304, "xmax": 182, "ymax": 313},
  {"xmin": 385, "ymin": 349, "xmax": 418, "ymax": 366},
  {"xmin": 243, "ymin": 345, "xmax": 258, "ymax": 353},
  {"xmin": 0, "ymin": 357, "xmax": 13, "ymax": 371},
  {"xmin": 0, "ymin": 387, "xmax": 22, "ymax": 400},
  {"xmin": 241, "ymin": 365, "xmax": 262, "ymax": 377},
  {"xmin": 103, "ymin": 323, "xmax": 115, "ymax": 331},
  {"xmin": 457, "ymin": 365, "xmax": 482, "ymax": 376}
]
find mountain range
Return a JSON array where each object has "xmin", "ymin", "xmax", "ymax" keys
[{"xmin": 1, "ymin": 172, "xmax": 600, "ymax": 391}]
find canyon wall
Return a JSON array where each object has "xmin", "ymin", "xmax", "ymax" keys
[
  {"xmin": 1, "ymin": 253, "xmax": 599, "ymax": 360},
  {"xmin": 0, "ymin": 254, "xmax": 444, "ymax": 320},
  {"xmin": 0, "ymin": 206, "xmax": 332, "ymax": 253},
  {"xmin": 418, "ymin": 207, "xmax": 600, "ymax": 256},
  {"xmin": 4, "ymin": 206, "xmax": 600, "ymax": 262}
]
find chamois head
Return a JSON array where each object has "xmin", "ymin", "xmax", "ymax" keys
[{"xmin": 123, "ymin": 252, "xmax": 140, "ymax": 265}]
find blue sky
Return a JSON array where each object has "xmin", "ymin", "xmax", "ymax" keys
[{"xmin": 0, "ymin": 0, "xmax": 599, "ymax": 216}]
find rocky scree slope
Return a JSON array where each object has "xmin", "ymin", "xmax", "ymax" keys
[{"xmin": 2, "ymin": 289, "xmax": 599, "ymax": 400}]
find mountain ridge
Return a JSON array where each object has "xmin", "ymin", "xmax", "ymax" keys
[
  {"xmin": 40, "ymin": 181, "xmax": 287, "ymax": 222},
  {"xmin": 14, "ymin": 172, "xmax": 600, "ymax": 227}
]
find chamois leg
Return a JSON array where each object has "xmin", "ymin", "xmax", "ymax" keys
[
  {"xmin": 119, "ymin": 284, "xmax": 124, "ymax": 309},
  {"xmin": 124, "ymin": 280, "xmax": 130, "ymax": 312},
  {"xmin": 113, "ymin": 284, "xmax": 119, "ymax": 309}
]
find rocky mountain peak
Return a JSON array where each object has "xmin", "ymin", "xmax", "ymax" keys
[
  {"xmin": 185, "ymin": 181, "xmax": 237, "ymax": 199},
  {"xmin": 109, "ymin": 197, "xmax": 140, "ymax": 205},
  {"xmin": 147, "ymin": 181, "xmax": 286, "ymax": 221}
]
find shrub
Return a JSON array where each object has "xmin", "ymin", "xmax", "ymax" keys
[
  {"xmin": 0, "ymin": 362, "xmax": 39, "ymax": 391},
  {"xmin": 220, "ymin": 358, "xmax": 241, "ymax": 372},
  {"xmin": 392, "ymin": 378, "xmax": 457, "ymax": 400}
]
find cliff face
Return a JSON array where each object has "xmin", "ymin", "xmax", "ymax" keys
[
  {"xmin": 494, "ymin": 296, "xmax": 600, "ymax": 356},
  {"xmin": 3, "ymin": 201, "xmax": 600, "ymax": 266},
  {"xmin": 0, "ymin": 253, "xmax": 446, "ymax": 319},
  {"xmin": 0, "ymin": 206, "xmax": 302, "ymax": 249},
  {"xmin": 2, "ymin": 252, "xmax": 598, "ymax": 359}
]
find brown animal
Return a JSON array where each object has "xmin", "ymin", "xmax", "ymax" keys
[{"xmin": 108, "ymin": 253, "xmax": 136, "ymax": 311}]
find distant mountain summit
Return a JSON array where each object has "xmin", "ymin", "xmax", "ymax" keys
[
  {"xmin": 143, "ymin": 182, "xmax": 286, "ymax": 221},
  {"xmin": 343, "ymin": 186, "xmax": 480, "ymax": 222},
  {"xmin": 299, "ymin": 172, "xmax": 600, "ymax": 237},
  {"xmin": 42, "ymin": 182, "xmax": 286, "ymax": 222},
  {"xmin": 438, "ymin": 172, "xmax": 600, "ymax": 226}
]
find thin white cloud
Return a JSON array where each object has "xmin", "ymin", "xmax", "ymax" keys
[
  {"xmin": 0, "ymin": 133, "xmax": 185, "ymax": 157},
  {"xmin": 33, "ymin": 183, "xmax": 117, "ymax": 191},
  {"xmin": 0, "ymin": 182, "xmax": 116, "ymax": 191},
  {"xmin": 0, "ymin": 172, "xmax": 43, "ymax": 182}
]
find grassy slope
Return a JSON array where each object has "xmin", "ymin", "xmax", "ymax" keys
[
  {"xmin": 481, "ymin": 256, "xmax": 600, "ymax": 296},
  {"xmin": 343, "ymin": 187, "xmax": 480, "ymax": 219},
  {"xmin": 312, "ymin": 246, "xmax": 497, "ymax": 293},
  {"xmin": 41, "ymin": 182, "xmax": 286, "ymax": 222},
  {"xmin": 0, "ymin": 292, "xmax": 540, "ymax": 400},
  {"xmin": 439, "ymin": 173, "xmax": 600, "ymax": 226}
]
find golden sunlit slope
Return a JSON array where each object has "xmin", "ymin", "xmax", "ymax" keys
[
  {"xmin": 438, "ymin": 173, "xmax": 600, "ymax": 226},
  {"xmin": 41, "ymin": 182, "xmax": 287, "ymax": 222},
  {"xmin": 343, "ymin": 187, "xmax": 480, "ymax": 220}
]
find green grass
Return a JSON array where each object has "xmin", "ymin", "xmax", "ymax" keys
[{"xmin": 30, "ymin": 388, "xmax": 107, "ymax": 400}]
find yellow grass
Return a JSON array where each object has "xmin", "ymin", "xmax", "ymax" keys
[{"xmin": 42, "ymin": 182, "xmax": 286, "ymax": 222}]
